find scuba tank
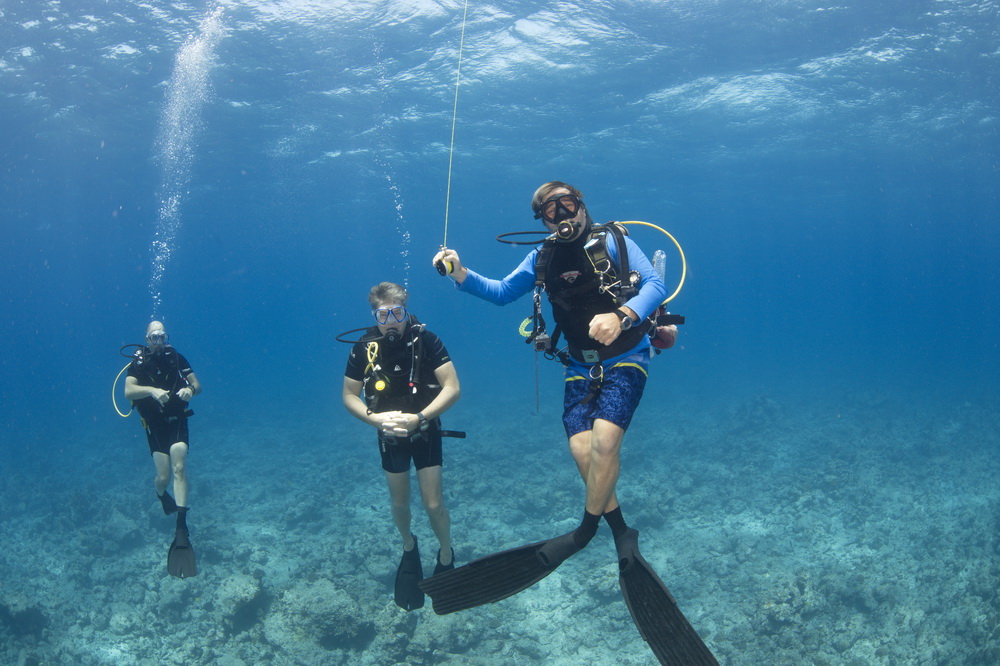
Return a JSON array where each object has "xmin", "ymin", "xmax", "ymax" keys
[
  {"xmin": 652, "ymin": 249, "xmax": 667, "ymax": 282},
  {"xmin": 650, "ymin": 249, "xmax": 677, "ymax": 350}
]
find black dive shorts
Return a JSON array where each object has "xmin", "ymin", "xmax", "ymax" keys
[
  {"xmin": 143, "ymin": 416, "xmax": 190, "ymax": 456},
  {"xmin": 378, "ymin": 423, "xmax": 443, "ymax": 473}
]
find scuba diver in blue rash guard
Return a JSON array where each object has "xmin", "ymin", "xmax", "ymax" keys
[
  {"xmin": 342, "ymin": 282, "xmax": 462, "ymax": 611},
  {"xmin": 425, "ymin": 183, "xmax": 717, "ymax": 665}
]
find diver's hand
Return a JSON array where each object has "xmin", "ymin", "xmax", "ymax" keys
[
  {"xmin": 377, "ymin": 411, "xmax": 413, "ymax": 436},
  {"xmin": 433, "ymin": 248, "xmax": 467, "ymax": 283},
  {"xmin": 367, "ymin": 410, "xmax": 392, "ymax": 430},
  {"xmin": 177, "ymin": 386, "xmax": 194, "ymax": 402},
  {"xmin": 656, "ymin": 324, "xmax": 678, "ymax": 350},
  {"xmin": 151, "ymin": 387, "xmax": 171, "ymax": 406},
  {"xmin": 589, "ymin": 312, "xmax": 625, "ymax": 346}
]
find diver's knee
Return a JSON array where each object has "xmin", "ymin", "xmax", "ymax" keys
[
  {"xmin": 593, "ymin": 439, "xmax": 621, "ymax": 459},
  {"xmin": 568, "ymin": 437, "xmax": 590, "ymax": 462},
  {"xmin": 423, "ymin": 497, "xmax": 446, "ymax": 514}
]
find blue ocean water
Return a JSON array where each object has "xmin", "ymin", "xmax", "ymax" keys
[{"xmin": 1, "ymin": 1, "xmax": 998, "ymax": 664}]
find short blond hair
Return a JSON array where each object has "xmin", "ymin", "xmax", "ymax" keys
[{"xmin": 368, "ymin": 282, "xmax": 408, "ymax": 309}]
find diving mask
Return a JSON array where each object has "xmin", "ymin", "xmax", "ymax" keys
[
  {"xmin": 535, "ymin": 193, "xmax": 583, "ymax": 240},
  {"xmin": 146, "ymin": 330, "xmax": 168, "ymax": 347},
  {"xmin": 373, "ymin": 305, "xmax": 408, "ymax": 325}
]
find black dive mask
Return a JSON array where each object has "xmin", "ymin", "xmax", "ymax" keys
[{"xmin": 535, "ymin": 194, "xmax": 584, "ymax": 240}]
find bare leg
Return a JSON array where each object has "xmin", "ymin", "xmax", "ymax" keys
[
  {"xmin": 153, "ymin": 452, "xmax": 171, "ymax": 495},
  {"xmin": 416, "ymin": 465, "xmax": 451, "ymax": 565},
  {"xmin": 568, "ymin": 418, "xmax": 624, "ymax": 515},
  {"xmin": 169, "ymin": 442, "xmax": 189, "ymax": 507},
  {"xmin": 384, "ymin": 471, "xmax": 415, "ymax": 550}
]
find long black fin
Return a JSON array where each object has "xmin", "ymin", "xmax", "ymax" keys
[
  {"xmin": 418, "ymin": 531, "xmax": 581, "ymax": 615},
  {"xmin": 615, "ymin": 528, "xmax": 717, "ymax": 666},
  {"xmin": 167, "ymin": 528, "xmax": 198, "ymax": 579}
]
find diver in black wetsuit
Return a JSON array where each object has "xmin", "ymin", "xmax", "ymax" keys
[
  {"xmin": 342, "ymin": 282, "xmax": 461, "ymax": 610},
  {"xmin": 125, "ymin": 320, "xmax": 201, "ymax": 578}
]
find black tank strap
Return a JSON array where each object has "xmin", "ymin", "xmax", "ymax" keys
[
  {"xmin": 534, "ymin": 238, "xmax": 557, "ymax": 287},
  {"xmin": 408, "ymin": 318, "xmax": 425, "ymax": 395},
  {"xmin": 604, "ymin": 222, "xmax": 638, "ymax": 303}
]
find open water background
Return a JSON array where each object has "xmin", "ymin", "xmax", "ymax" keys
[{"xmin": 1, "ymin": 1, "xmax": 997, "ymax": 664}]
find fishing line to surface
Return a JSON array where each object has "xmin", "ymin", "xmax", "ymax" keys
[{"xmin": 441, "ymin": 0, "xmax": 470, "ymax": 249}]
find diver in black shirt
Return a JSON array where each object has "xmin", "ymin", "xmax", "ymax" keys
[
  {"xmin": 342, "ymin": 282, "xmax": 461, "ymax": 610},
  {"xmin": 125, "ymin": 320, "xmax": 201, "ymax": 578}
]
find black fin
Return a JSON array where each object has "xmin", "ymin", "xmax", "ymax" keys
[
  {"xmin": 167, "ymin": 528, "xmax": 198, "ymax": 579},
  {"xmin": 615, "ymin": 528, "xmax": 717, "ymax": 666},
  {"xmin": 419, "ymin": 531, "xmax": 581, "ymax": 615},
  {"xmin": 394, "ymin": 536, "xmax": 424, "ymax": 611},
  {"xmin": 432, "ymin": 548, "xmax": 456, "ymax": 577},
  {"xmin": 158, "ymin": 492, "xmax": 178, "ymax": 515}
]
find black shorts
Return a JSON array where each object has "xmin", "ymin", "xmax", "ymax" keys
[
  {"xmin": 378, "ymin": 422, "xmax": 443, "ymax": 473},
  {"xmin": 143, "ymin": 416, "xmax": 190, "ymax": 456}
]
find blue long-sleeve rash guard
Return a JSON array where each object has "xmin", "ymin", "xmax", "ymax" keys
[{"xmin": 457, "ymin": 234, "xmax": 667, "ymax": 356}]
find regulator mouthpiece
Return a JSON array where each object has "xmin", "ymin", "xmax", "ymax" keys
[{"xmin": 556, "ymin": 220, "xmax": 576, "ymax": 240}]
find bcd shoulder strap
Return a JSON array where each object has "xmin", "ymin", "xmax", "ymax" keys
[{"xmin": 601, "ymin": 222, "xmax": 638, "ymax": 302}]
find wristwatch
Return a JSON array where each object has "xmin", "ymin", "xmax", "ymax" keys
[
  {"xmin": 417, "ymin": 412, "xmax": 430, "ymax": 432},
  {"xmin": 617, "ymin": 309, "xmax": 633, "ymax": 331}
]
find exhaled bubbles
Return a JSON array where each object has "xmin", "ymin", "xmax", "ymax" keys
[
  {"xmin": 148, "ymin": 7, "xmax": 225, "ymax": 317},
  {"xmin": 375, "ymin": 160, "xmax": 411, "ymax": 290},
  {"xmin": 389, "ymin": 173, "xmax": 411, "ymax": 287},
  {"xmin": 371, "ymin": 38, "xmax": 410, "ymax": 289}
]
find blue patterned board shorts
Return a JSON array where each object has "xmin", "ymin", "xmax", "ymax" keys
[{"xmin": 562, "ymin": 350, "xmax": 649, "ymax": 437}]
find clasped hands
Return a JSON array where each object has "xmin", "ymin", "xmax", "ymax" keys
[
  {"xmin": 151, "ymin": 386, "xmax": 194, "ymax": 405},
  {"xmin": 373, "ymin": 410, "xmax": 417, "ymax": 437}
]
